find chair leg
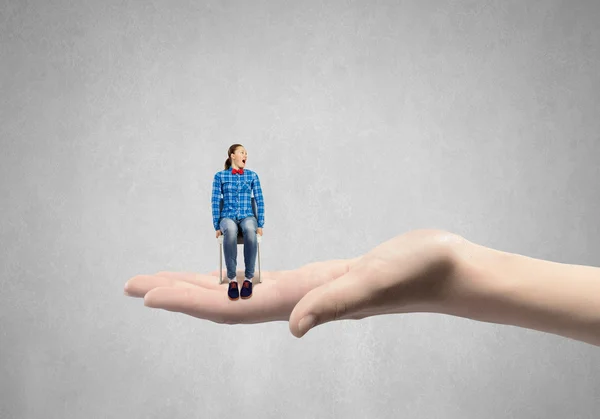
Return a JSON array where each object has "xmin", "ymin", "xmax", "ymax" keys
[
  {"xmin": 219, "ymin": 241, "xmax": 223, "ymax": 284},
  {"xmin": 257, "ymin": 242, "xmax": 261, "ymax": 284}
]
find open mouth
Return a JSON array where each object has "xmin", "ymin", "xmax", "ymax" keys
[{"xmin": 242, "ymin": 159, "xmax": 246, "ymax": 164}]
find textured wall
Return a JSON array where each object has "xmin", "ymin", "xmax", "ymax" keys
[{"xmin": 1, "ymin": 1, "xmax": 600, "ymax": 418}]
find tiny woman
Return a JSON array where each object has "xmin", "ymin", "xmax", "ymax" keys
[{"xmin": 211, "ymin": 144, "xmax": 265, "ymax": 301}]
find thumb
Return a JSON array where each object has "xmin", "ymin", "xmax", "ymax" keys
[{"xmin": 289, "ymin": 268, "xmax": 370, "ymax": 338}]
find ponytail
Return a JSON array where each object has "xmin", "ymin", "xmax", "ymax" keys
[{"xmin": 223, "ymin": 144, "xmax": 243, "ymax": 170}]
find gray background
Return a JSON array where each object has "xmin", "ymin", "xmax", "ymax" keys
[{"xmin": 2, "ymin": 0, "xmax": 600, "ymax": 418}]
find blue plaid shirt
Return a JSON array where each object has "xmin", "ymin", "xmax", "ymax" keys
[{"xmin": 211, "ymin": 168, "xmax": 265, "ymax": 230}]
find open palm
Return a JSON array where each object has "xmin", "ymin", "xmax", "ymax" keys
[{"xmin": 124, "ymin": 258, "xmax": 360, "ymax": 324}]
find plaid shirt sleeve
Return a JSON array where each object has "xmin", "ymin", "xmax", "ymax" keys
[
  {"xmin": 252, "ymin": 172, "xmax": 265, "ymax": 228},
  {"xmin": 211, "ymin": 172, "xmax": 222, "ymax": 230}
]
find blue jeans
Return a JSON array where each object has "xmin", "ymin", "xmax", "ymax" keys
[{"xmin": 219, "ymin": 216, "xmax": 258, "ymax": 280}]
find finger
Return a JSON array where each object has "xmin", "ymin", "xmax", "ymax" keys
[
  {"xmin": 124, "ymin": 272, "xmax": 224, "ymax": 298},
  {"xmin": 143, "ymin": 286, "xmax": 283, "ymax": 324},
  {"xmin": 288, "ymin": 267, "xmax": 371, "ymax": 338},
  {"xmin": 124, "ymin": 274, "xmax": 198, "ymax": 297},
  {"xmin": 143, "ymin": 286, "xmax": 236, "ymax": 323},
  {"xmin": 153, "ymin": 271, "xmax": 223, "ymax": 290}
]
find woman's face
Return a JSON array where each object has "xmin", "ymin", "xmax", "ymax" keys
[{"xmin": 230, "ymin": 147, "xmax": 247, "ymax": 168}]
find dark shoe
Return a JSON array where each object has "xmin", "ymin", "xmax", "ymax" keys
[
  {"xmin": 240, "ymin": 280, "xmax": 253, "ymax": 299},
  {"xmin": 228, "ymin": 281, "xmax": 239, "ymax": 301}
]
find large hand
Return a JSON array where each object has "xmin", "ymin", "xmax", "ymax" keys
[
  {"xmin": 125, "ymin": 229, "xmax": 600, "ymax": 347},
  {"xmin": 125, "ymin": 229, "xmax": 458, "ymax": 329},
  {"xmin": 124, "ymin": 258, "xmax": 361, "ymax": 325}
]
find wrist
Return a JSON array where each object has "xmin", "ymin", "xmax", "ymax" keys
[
  {"xmin": 438, "ymin": 235, "xmax": 600, "ymax": 346},
  {"xmin": 429, "ymin": 234, "xmax": 509, "ymax": 320}
]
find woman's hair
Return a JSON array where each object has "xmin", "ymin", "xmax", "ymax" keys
[{"xmin": 224, "ymin": 143, "xmax": 244, "ymax": 170}]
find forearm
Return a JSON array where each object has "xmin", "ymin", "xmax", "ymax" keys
[
  {"xmin": 211, "ymin": 198, "xmax": 220, "ymax": 229},
  {"xmin": 442, "ymin": 237, "xmax": 600, "ymax": 346}
]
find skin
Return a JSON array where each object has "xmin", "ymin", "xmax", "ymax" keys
[
  {"xmin": 124, "ymin": 229, "xmax": 600, "ymax": 346},
  {"xmin": 215, "ymin": 146, "xmax": 263, "ymax": 238}
]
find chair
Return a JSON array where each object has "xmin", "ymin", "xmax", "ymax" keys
[{"xmin": 217, "ymin": 197, "xmax": 262, "ymax": 284}]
